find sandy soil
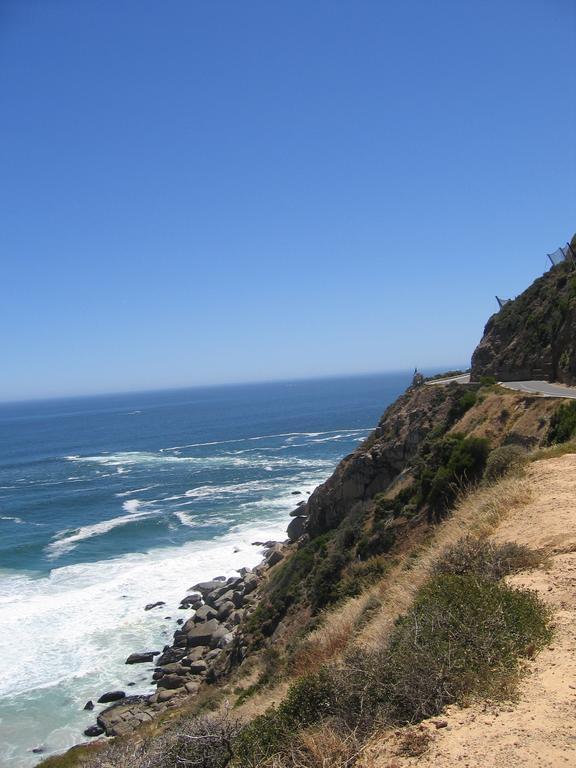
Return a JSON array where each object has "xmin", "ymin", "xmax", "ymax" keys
[{"xmin": 359, "ymin": 454, "xmax": 576, "ymax": 768}]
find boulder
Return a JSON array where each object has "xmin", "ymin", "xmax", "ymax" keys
[
  {"xmin": 157, "ymin": 688, "xmax": 180, "ymax": 703},
  {"xmin": 193, "ymin": 604, "xmax": 218, "ymax": 623},
  {"xmin": 179, "ymin": 593, "xmax": 202, "ymax": 609},
  {"xmin": 213, "ymin": 589, "xmax": 235, "ymax": 608},
  {"xmin": 158, "ymin": 662, "xmax": 188, "ymax": 676},
  {"xmin": 144, "ymin": 601, "xmax": 165, "ymax": 611},
  {"xmin": 287, "ymin": 515, "xmax": 307, "ymax": 542},
  {"xmin": 185, "ymin": 681, "xmax": 200, "ymax": 695},
  {"xmin": 243, "ymin": 574, "xmax": 258, "ymax": 594},
  {"xmin": 217, "ymin": 600, "xmax": 235, "ymax": 620},
  {"xmin": 184, "ymin": 647, "xmax": 205, "ymax": 663},
  {"xmin": 192, "ymin": 580, "xmax": 227, "ymax": 597},
  {"xmin": 83, "ymin": 725, "xmax": 104, "ymax": 738},
  {"xmin": 97, "ymin": 691, "xmax": 125, "ymax": 704},
  {"xmin": 266, "ymin": 547, "xmax": 284, "ymax": 567},
  {"xmin": 237, "ymin": 566, "xmax": 252, "ymax": 576},
  {"xmin": 97, "ymin": 696, "xmax": 147, "ymax": 734},
  {"xmin": 157, "ymin": 673, "xmax": 188, "ymax": 690},
  {"xmin": 83, "ymin": 700, "xmax": 94, "ymax": 711},
  {"xmin": 205, "ymin": 586, "xmax": 231, "ymax": 607},
  {"xmin": 156, "ymin": 647, "xmax": 185, "ymax": 666},
  {"xmin": 125, "ymin": 651, "xmax": 159, "ymax": 664},
  {"xmin": 187, "ymin": 660, "xmax": 208, "ymax": 675},
  {"xmin": 209, "ymin": 625, "xmax": 234, "ymax": 649},
  {"xmin": 186, "ymin": 618, "xmax": 220, "ymax": 647}
]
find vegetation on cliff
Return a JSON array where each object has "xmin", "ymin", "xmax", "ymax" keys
[{"xmin": 471, "ymin": 233, "xmax": 576, "ymax": 384}]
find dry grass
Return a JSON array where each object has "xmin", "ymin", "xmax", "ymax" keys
[
  {"xmin": 262, "ymin": 726, "xmax": 363, "ymax": 768},
  {"xmin": 291, "ymin": 588, "xmax": 382, "ymax": 674},
  {"xmin": 529, "ymin": 441, "xmax": 576, "ymax": 462},
  {"xmin": 357, "ymin": 475, "xmax": 532, "ymax": 648},
  {"xmin": 255, "ymin": 473, "xmax": 533, "ymax": 725}
]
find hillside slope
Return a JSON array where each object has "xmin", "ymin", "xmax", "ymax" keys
[
  {"xmin": 471, "ymin": 235, "xmax": 576, "ymax": 384},
  {"xmin": 359, "ymin": 453, "xmax": 576, "ymax": 768}
]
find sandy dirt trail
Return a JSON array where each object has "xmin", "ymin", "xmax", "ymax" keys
[{"xmin": 360, "ymin": 454, "xmax": 576, "ymax": 768}]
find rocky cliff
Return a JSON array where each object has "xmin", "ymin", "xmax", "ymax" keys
[
  {"xmin": 471, "ymin": 234, "xmax": 576, "ymax": 384},
  {"xmin": 299, "ymin": 378, "xmax": 558, "ymax": 540},
  {"xmin": 303, "ymin": 383, "xmax": 457, "ymax": 537}
]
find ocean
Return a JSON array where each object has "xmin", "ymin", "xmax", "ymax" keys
[{"xmin": 0, "ymin": 372, "xmax": 412, "ymax": 766}]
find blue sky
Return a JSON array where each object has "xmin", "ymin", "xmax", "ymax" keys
[{"xmin": 1, "ymin": 0, "xmax": 574, "ymax": 401}]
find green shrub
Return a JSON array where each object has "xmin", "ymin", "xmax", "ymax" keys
[
  {"xmin": 356, "ymin": 522, "xmax": 397, "ymax": 560},
  {"xmin": 233, "ymin": 670, "xmax": 336, "ymax": 765},
  {"xmin": 548, "ymin": 400, "xmax": 576, "ymax": 444},
  {"xmin": 310, "ymin": 551, "xmax": 349, "ymax": 610},
  {"xmin": 479, "ymin": 375, "xmax": 497, "ymax": 387},
  {"xmin": 433, "ymin": 537, "xmax": 543, "ymax": 580},
  {"xmin": 374, "ymin": 485, "xmax": 416, "ymax": 520},
  {"xmin": 448, "ymin": 390, "xmax": 477, "ymax": 423},
  {"xmin": 423, "ymin": 435, "xmax": 490, "ymax": 517},
  {"xmin": 483, "ymin": 444, "xmax": 526, "ymax": 482},
  {"xmin": 336, "ymin": 556, "xmax": 389, "ymax": 600},
  {"xmin": 383, "ymin": 574, "xmax": 552, "ymax": 722}
]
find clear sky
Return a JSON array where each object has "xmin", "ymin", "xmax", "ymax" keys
[{"xmin": 1, "ymin": 0, "xmax": 575, "ymax": 401}]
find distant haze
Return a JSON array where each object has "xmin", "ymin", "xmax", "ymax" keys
[{"xmin": 1, "ymin": 0, "xmax": 574, "ymax": 401}]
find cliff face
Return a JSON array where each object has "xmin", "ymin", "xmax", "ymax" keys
[
  {"xmin": 471, "ymin": 243, "xmax": 576, "ymax": 385},
  {"xmin": 304, "ymin": 384, "xmax": 456, "ymax": 536}
]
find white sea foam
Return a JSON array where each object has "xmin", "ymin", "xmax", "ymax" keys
[
  {"xmin": 161, "ymin": 428, "xmax": 370, "ymax": 452},
  {"xmin": 0, "ymin": 515, "xmax": 24, "ymax": 524},
  {"xmin": 0, "ymin": 515, "xmax": 289, "ymax": 765},
  {"xmin": 122, "ymin": 499, "xmax": 142, "ymax": 513},
  {"xmin": 115, "ymin": 485, "xmax": 158, "ymax": 498},
  {"xmin": 66, "ymin": 451, "xmax": 333, "ymax": 471},
  {"xmin": 45, "ymin": 507, "xmax": 153, "ymax": 558}
]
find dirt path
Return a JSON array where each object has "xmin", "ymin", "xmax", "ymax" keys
[{"xmin": 359, "ymin": 454, "xmax": 576, "ymax": 768}]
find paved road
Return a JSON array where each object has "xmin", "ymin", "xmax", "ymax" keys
[
  {"xmin": 425, "ymin": 374, "xmax": 471, "ymax": 386},
  {"xmin": 427, "ymin": 373, "xmax": 576, "ymax": 399},
  {"xmin": 500, "ymin": 380, "xmax": 576, "ymax": 399}
]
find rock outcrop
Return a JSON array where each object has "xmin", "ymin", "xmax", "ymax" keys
[
  {"xmin": 303, "ymin": 383, "xmax": 461, "ymax": 536},
  {"xmin": 471, "ymin": 239, "xmax": 576, "ymax": 384}
]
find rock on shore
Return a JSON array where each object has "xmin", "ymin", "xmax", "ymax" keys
[{"xmin": 85, "ymin": 545, "xmax": 287, "ymax": 738}]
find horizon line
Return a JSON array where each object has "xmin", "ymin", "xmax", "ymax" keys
[{"xmin": 0, "ymin": 364, "xmax": 468, "ymax": 407}]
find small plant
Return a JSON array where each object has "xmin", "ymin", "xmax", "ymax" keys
[
  {"xmin": 336, "ymin": 556, "xmax": 389, "ymax": 600},
  {"xmin": 547, "ymin": 400, "xmax": 576, "ymax": 444},
  {"xmin": 396, "ymin": 727, "xmax": 432, "ymax": 757},
  {"xmin": 433, "ymin": 537, "xmax": 543, "ymax": 580},
  {"xmin": 483, "ymin": 444, "xmax": 526, "ymax": 482},
  {"xmin": 356, "ymin": 522, "xmax": 396, "ymax": 560}
]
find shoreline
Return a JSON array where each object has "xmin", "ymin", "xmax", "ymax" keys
[{"xmin": 79, "ymin": 536, "xmax": 293, "ymax": 741}]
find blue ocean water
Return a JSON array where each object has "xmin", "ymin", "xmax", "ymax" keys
[{"xmin": 0, "ymin": 373, "xmax": 411, "ymax": 766}]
